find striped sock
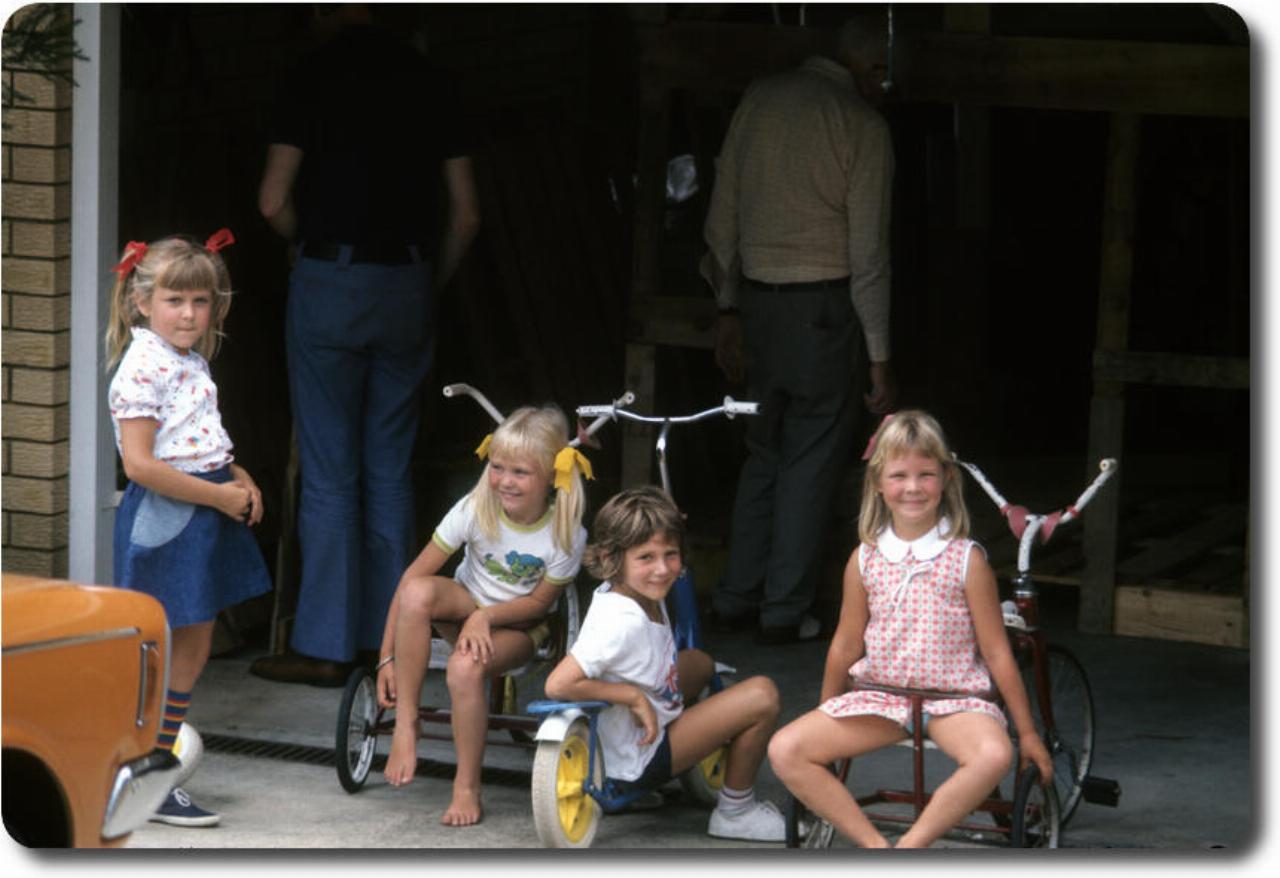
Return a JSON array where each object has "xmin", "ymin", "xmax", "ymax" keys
[
  {"xmin": 158, "ymin": 689, "xmax": 192, "ymax": 751},
  {"xmin": 716, "ymin": 784, "xmax": 756, "ymax": 816}
]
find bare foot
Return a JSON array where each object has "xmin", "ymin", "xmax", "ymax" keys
[
  {"xmin": 384, "ymin": 723, "xmax": 418, "ymax": 787},
  {"xmin": 441, "ymin": 786, "xmax": 483, "ymax": 827}
]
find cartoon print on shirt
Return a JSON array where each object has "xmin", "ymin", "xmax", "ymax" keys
[
  {"xmin": 480, "ymin": 550, "xmax": 547, "ymax": 586},
  {"xmin": 656, "ymin": 647, "xmax": 683, "ymax": 711}
]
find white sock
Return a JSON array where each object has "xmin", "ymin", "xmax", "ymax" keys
[{"xmin": 716, "ymin": 784, "xmax": 755, "ymax": 816}]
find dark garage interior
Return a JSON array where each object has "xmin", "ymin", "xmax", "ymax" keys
[{"xmin": 109, "ymin": 3, "xmax": 1250, "ymax": 654}]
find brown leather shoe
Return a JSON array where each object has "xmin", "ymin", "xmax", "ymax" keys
[{"xmin": 249, "ymin": 652, "xmax": 354, "ymax": 687}]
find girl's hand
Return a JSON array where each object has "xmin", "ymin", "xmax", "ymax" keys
[
  {"xmin": 230, "ymin": 465, "xmax": 264, "ymax": 525},
  {"xmin": 214, "ymin": 481, "xmax": 253, "ymax": 522},
  {"xmin": 1018, "ymin": 729, "xmax": 1055, "ymax": 787},
  {"xmin": 456, "ymin": 610, "xmax": 494, "ymax": 664},
  {"xmin": 376, "ymin": 660, "xmax": 397, "ymax": 708},
  {"xmin": 628, "ymin": 690, "xmax": 659, "ymax": 746}
]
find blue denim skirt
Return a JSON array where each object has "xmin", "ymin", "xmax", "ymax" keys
[{"xmin": 113, "ymin": 466, "xmax": 272, "ymax": 628}]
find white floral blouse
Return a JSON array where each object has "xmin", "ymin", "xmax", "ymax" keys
[{"xmin": 108, "ymin": 327, "xmax": 234, "ymax": 473}]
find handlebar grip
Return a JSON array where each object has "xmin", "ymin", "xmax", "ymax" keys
[
  {"xmin": 1099, "ymin": 458, "xmax": 1117, "ymax": 472},
  {"xmin": 723, "ymin": 397, "xmax": 760, "ymax": 417},
  {"xmin": 442, "ymin": 384, "xmax": 468, "ymax": 398}
]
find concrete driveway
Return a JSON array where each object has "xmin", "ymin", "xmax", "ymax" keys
[{"xmin": 115, "ymin": 625, "xmax": 1251, "ymax": 852}]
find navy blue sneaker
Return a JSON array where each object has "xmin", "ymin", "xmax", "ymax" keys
[{"xmin": 149, "ymin": 787, "xmax": 220, "ymax": 827}]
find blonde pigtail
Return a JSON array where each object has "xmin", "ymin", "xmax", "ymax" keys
[
  {"xmin": 552, "ymin": 465, "xmax": 587, "ymax": 555},
  {"xmin": 104, "ymin": 271, "xmax": 138, "ymax": 371}
]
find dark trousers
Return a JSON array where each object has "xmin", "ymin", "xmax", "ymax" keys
[{"xmin": 714, "ymin": 286, "xmax": 866, "ymax": 629}]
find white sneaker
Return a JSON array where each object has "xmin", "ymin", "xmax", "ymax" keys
[{"xmin": 707, "ymin": 799, "xmax": 787, "ymax": 842}]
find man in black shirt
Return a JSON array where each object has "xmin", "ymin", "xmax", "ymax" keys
[{"xmin": 254, "ymin": 4, "xmax": 480, "ymax": 685}]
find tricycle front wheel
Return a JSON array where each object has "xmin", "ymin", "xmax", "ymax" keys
[{"xmin": 531, "ymin": 717, "xmax": 603, "ymax": 848}]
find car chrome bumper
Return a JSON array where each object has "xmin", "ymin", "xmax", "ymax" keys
[{"xmin": 101, "ymin": 747, "xmax": 181, "ymax": 839}]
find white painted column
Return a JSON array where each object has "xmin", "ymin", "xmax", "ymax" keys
[{"xmin": 68, "ymin": 4, "xmax": 120, "ymax": 584}]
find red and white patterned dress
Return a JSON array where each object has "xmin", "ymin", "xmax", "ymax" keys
[{"xmin": 820, "ymin": 520, "xmax": 1006, "ymax": 728}]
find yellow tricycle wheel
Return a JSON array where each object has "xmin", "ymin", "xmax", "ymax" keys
[{"xmin": 531, "ymin": 717, "xmax": 602, "ymax": 847}]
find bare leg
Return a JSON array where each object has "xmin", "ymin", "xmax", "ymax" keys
[
  {"xmin": 768, "ymin": 710, "xmax": 908, "ymax": 848},
  {"xmin": 667, "ymin": 674, "xmax": 779, "ymax": 790},
  {"xmin": 895, "ymin": 712, "xmax": 1012, "ymax": 848},
  {"xmin": 677, "ymin": 649, "xmax": 715, "ymax": 703},
  {"xmin": 169, "ymin": 622, "xmax": 215, "ymax": 692},
  {"xmin": 384, "ymin": 576, "xmax": 475, "ymax": 787},
  {"xmin": 441, "ymin": 629, "xmax": 535, "ymax": 826}
]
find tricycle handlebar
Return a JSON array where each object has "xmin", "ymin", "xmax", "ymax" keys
[
  {"xmin": 953, "ymin": 455, "xmax": 1118, "ymax": 573},
  {"xmin": 575, "ymin": 396, "xmax": 760, "ymax": 499},
  {"xmin": 576, "ymin": 396, "xmax": 757, "ymax": 425},
  {"xmin": 444, "ymin": 384, "xmax": 636, "ymax": 449}
]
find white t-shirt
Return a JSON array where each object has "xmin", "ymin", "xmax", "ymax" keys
[
  {"xmin": 107, "ymin": 327, "xmax": 234, "ymax": 473},
  {"xmin": 431, "ymin": 494, "xmax": 586, "ymax": 607},
  {"xmin": 569, "ymin": 582, "xmax": 684, "ymax": 781}
]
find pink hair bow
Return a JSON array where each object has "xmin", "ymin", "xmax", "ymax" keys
[
  {"xmin": 860, "ymin": 413, "xmax": 896, "ymax": 461},
  {"xmin": 205, "ymin": 228, "xmax": 235, "ymax": 254},
  {"xmin": 112, "ymin": 241, "xmax": 149, "ymax": 278}
]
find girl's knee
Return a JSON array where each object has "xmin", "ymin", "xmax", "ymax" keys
[
  {"xmin": 681, "ymin": 648, "xmax": 714, "ymax": 677},
  {"xmin": 445, "ymin": 653, "xmax": 487, "ymax": 692},
  {"xmin": 743, "ymin": 675, "xmax": 781, "ymax": 720},
  {"xmin": 398, "ymin": 576, "xmax": 444, "ymax": 618},
  {"xmin": 969, "ymin": 730, "xmax": 1014, "ymax": 774},
  {"xmin": 767, "ymin": 722, "xmax": 805, "ymax": 775}
]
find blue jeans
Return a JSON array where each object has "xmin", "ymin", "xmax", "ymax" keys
[{"xmin": 285, "ymin": 251, "xmax": 434, "ymax": 662}]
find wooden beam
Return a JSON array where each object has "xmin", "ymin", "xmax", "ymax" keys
[
  {"xmin": 639, "ymin": 23, "xmax": 1248, "ymax": 117},
  {"xmin": 628, "ymin": 295, "xmax": 716, "ymax": 349},
  {"xmin": 1092, "ymin": 350, "xmax": 1249, "ymax": 390},
  {"xmin": 1080, "ymin": 112, "xmax": 1140, "ymax": 635},
  {"xmin": 1117, "ymin": 504, "xmax": 1246, "ymax": 581},
  {"xmin": 638, "ymin": 22, "xmax": 829, "ymax": 92},
  {"xmin": 621, "ymin": 342, "xmax": 656, "ymax": 487},
  {"xmin": 897, "ymin": 33, "xmax": 1248, "ymax": 117},
  {"xmin": 1115, "ymin": 585, "xmax": 1247, "ymax": 648}
]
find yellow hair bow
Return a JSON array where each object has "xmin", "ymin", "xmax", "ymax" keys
[
  {"xmin": 553, "ymin": 446, "xmax": 594, "ymax": 493},
  {"xmin": 474, "ymin": 433, "xmax": 493, "ymax": 460}
]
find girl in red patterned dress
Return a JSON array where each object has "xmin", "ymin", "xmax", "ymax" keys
[{"xmin": 768, "ymin": 411, "xmax": 1053, "ymax": 848}]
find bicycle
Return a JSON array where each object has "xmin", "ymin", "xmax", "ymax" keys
[
  {"xmin": 785, "ymin": 456, "xmax": 1121, "ymax": 849},
  {"xmin": 524, "ymin": 395, "xmax": 759, "ymax": 848},
  {"xmin": 332, "ymin": 383, "xmax": 633, "ymax": 793}
]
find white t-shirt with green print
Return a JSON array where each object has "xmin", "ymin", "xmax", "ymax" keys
[{"xmin": 431, "ymin": 495, "xmax": 586, "ymax": 607}]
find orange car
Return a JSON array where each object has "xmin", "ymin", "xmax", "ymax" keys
[{"xmin": 2, "ymin": 573, "xmax": 180, "ymax": 847}]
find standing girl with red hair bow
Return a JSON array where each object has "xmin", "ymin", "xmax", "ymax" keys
[{"xmin": 105, "ymin": 230, "xmax": 271, "ymax": 828}]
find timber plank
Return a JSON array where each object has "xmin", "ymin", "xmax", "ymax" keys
[
  {"xmin": 1092, "ymin": 350, "xmax": 1249, "ymax": 389},
  {"xmin": 638, "ymin": 23, "xmax": 1247, "ymax": 117},
  {"xmin": 1116, "ymin": 503, "xmax": 1245, "ymax": 580},
  {"xmin": 1115, "ymin": 584, "xmax": 1246, "ymax": 648},
  {"xmin": 898, "ymin": 33, "xmax": 1247, "ymax": 117}
]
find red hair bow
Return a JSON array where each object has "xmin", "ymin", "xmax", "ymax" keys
[
  {"xmin": 205, "ymin": 228, "xmax": 235, "ymax": 254},
  {"xmin": 112, "ymin": 241, "xmax": 149, "ymax": 278}
]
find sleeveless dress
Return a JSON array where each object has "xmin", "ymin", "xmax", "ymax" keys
[{"xmin": 819, "ymin": 520, "xmax": 1006, "ymax": 728}]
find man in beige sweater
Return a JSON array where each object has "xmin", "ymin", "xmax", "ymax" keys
[{"xmin": 703, "ymin": 13, "xmax": 898, "ymax": 644}]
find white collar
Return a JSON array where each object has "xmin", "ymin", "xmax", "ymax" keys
[
  {"xmin": 131, "ymin": 325, "xmax": 192, "ymax": 359},
  {"xmin": 875, "ymin": 519, "xmax": 951, "ymax": 562}
]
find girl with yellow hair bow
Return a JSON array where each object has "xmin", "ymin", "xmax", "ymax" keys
[{"xmin": 375, "ymin": 404, "xmax": 590, "ymax": 827}]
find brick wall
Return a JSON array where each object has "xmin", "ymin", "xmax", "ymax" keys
[{"xmin": 2, "ymin": 6, "xmax": 74, "ymax": 577}]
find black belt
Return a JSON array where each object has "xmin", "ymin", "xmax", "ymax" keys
[
  {"xmin": 299, "ymin": 242, "xmax": 422, "ymax": 265},
  {"xmin": 743, "ymin": 276, "xmax": 849, "ymax": 293}
]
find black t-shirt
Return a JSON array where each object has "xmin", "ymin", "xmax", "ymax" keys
[{"xmin": 268, "ymin": 24, "xmax": 474, "ymax": 246}]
